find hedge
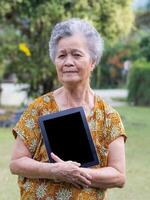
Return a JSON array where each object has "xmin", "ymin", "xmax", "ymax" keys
[{"xmin": 127, "ymin": 60, "xmax": 150, "ymax": 106}]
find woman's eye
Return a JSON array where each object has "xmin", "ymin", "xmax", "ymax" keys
[
  {"xmin": 74, "ymin": 54, "xmax": 81, "ymax": 57},
  {"xmin": 58, "ymin": 54, "xmax": 65, "ymax": 58}
]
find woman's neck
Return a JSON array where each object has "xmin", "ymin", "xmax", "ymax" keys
[
  {"xmin": 63, "ymin": 85, "xmax": 92, "ymax": 106},
  {"xmin": 54, "ymin": 83, "xmax": 95, "ymax": 115}
]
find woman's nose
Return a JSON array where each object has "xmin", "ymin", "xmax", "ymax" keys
[{"xmin": 64, "ymin": 55, "xmax": 74, "ymax": 66}]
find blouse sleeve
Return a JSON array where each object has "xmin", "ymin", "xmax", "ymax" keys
[
  {"xmin": 12, "ymin": 101, "xmax": 41, "ymax": 156},
  {"xmin": 104, "ymin": 106, "xmax": 127, "ymax": 146}
]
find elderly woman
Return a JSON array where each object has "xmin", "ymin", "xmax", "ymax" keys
[{"xmin": 10, "ymin": 18, "xmax": 127, "ymax": 200}]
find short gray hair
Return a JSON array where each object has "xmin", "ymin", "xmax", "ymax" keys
[{"xmin": 49, "ymin": 18, "xmax": 104, "ymax": 65}]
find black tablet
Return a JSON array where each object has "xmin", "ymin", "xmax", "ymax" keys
[{"xmin": 38, "ymin": 107, "xmax": 99, "ymax": 167}]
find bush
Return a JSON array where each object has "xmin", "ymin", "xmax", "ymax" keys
[{"xmin": 127, "ymin": 59, "xmax": 150, "ymax": 106}]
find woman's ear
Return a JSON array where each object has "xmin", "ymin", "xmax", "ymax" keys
[{"xmin": 91, "ymin": 60, "xmax": 96, "ymax": 71}]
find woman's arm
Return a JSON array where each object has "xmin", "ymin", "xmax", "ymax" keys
[
  {"xmin": 80, "ymin": 136, "xmax": 126, "ymax": 189},
  {"xmin": 10, "ymin": 136, "xmax": 52, "ymax": 179},
  {"xmin": 9, "ymin": 136, "xmax": 91, "ymax": 188}
]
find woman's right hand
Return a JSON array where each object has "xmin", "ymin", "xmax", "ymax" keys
[{"xmin": 50, "ymin": 153, "xmax": 92, "ymax": 189}]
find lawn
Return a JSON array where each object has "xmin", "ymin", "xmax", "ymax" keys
[
  {"xmin": 108, "ymin": 106, "xmax": 150, "ymax": 200},
  {"xmin": 0, "ymin": 105, "xmax": 150, "ymax": 200},
  {"xmin": 0, "ymin": 128, "xmax": 19, "ymax": 199}
]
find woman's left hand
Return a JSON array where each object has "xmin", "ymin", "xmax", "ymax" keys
[{"xmin": 51, "ymin": 153, "xmax": 92, "ymax": 188}]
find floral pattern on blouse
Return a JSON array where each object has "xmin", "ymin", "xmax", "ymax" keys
[{"xmin": 12, "ymin": 92, "xmax": 127, "ymax": 200}]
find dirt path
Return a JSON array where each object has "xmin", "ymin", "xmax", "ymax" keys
[{"xmin": 94, "ymin": 89, "xmax": 128, "ymax": 107}]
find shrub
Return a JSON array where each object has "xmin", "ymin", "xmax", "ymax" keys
[{"xmin": 127, "ymin": 59, "xmax": 150, "ymax": 106}]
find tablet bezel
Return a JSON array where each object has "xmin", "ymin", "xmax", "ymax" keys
[{"xmin": 38, "ymin": 107, "xmax": 99, "ymax": 167}]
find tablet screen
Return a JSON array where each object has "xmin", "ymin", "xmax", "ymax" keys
[{"xmin": 39, "ymin": 107, "xmax": 99, "ymax": 167}]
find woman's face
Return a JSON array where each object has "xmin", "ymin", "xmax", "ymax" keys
[{"xmin": 54, "ymin": 34, "xmax": 95, "ymax": 86}]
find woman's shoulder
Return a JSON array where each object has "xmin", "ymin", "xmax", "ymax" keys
[
  {"xmin": 95, "ymin": 94, "xmax": 118, "ymax": 115},
  {"xmin": 29, "ymin": 91, "xmax": 54, "ymax": 105},
  {"xmin": 25, "ymin": 91, "xmax": 57, "ymax": 113}
]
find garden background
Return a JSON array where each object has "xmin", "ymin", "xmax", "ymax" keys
[{"xmin": 0, "ymin": 0, "xmax": 150, "ymax": 199}]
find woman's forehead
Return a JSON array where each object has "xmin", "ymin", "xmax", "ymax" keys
[
  {"xmin": 58, "ymin": 48, "xmax": 83, "ymax": 53},
  {"xmin": 57, "ymin": 35, "xmax": 87, "ymax": 52}
]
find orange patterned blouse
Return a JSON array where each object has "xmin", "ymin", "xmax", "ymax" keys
[{"xmin": 13, "ymin": 92, "xmax": 127, "ymax": 200}]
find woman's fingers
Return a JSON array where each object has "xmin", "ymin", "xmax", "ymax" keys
[
  {"xmin": 80, "ymin": 170, "xmax": 92, "ymax": 181},
  {"xmin": 51, "ymin": 153, "xmax": 81, "ymax": 167},
  {"xmin": 72, "ymin": 177, "xmax": 90, "ymax": 189},
  {"xmin": 72, "ymin": 169, "xmax": 92, "ymax": 188},
  {"xmin": 67, "ymin": 161, "xmax": 81, "ymax": 167},
  {"xmin": 77, "ymin": 174, "xmax": 91, "ymax": 186},
  {"xmin": 51, "ymin": 152, "xmax": 64, "ymax": 162},
  {"xmin": 69, "ymin": 170, "xmax": 91, "ymax": 188},
  {"xmin": 51, "ymin": 156, "xmax": 91, "ymax": 188}
]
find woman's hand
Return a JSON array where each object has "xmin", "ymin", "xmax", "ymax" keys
[{"xmin": 51, "ymin": 153, "xmax": 92, "ymax": 189}]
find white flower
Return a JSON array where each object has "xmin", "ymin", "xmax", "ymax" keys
[
  {"xmin": 111, "ymin": 126, "xmax": 118, "ymax": 137},
  {"xmin": 25, "ymin": 118, "xmax": 35, "ymax": 129},
  {"xmin": 36, "ymin": 183, "xmax": 47, "ymax": 199},
  {"xmin": 56, "ymin": 188, "xmax": 72, "ymax": 200},
  {"xmin": 89, "ymin": 119, "xmax": 97, "ymax": 131},
  {"xmin": 100, "ymin": 146, "xmax": 107, "ymax": 156},
  {"xmin": 96, "ymin": 109, "xmax": 103, "ymax": 120},
  {"xmin": 43, "ymin": 95, "xmax": 50, "ymax": 103},
  {"xmin": 106, "ymin": 118, "xmax": 111, "ymax": 128},
  {"xmin": 31, "ymin": 109, "xmax": 37, "ymax": 116},
  {"xmin": 23, "ymin": 181, "xmax": 31, "ymax": 192},
  {"xmin": 29, "ymin": 139, "xmax": 37, "ymax": 153}
]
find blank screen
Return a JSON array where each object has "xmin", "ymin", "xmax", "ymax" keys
[{"xmin": 43, "ymin": 112, "xmax": 94, "ymax": 165}]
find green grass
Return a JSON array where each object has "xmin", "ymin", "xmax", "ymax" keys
[
  {"xmin": 0, "ymin": 105, "xmax": 150, "ymax": 200},
  {"xmin": 111, "ymin": 97, "xmax": 127, "ymax": 102},
  {"xmin": 0, "ymin": 128, "xmax": 19, "ymax": 199},
  {"xmin": 108, "ymin": 106, "xmax": 150, "ymax": 200}
]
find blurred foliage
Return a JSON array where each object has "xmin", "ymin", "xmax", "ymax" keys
[
  {"xmin": 135, "ymin": 0, "xmax": 150, "ymax": 30},
  {"xmin": 0, "ymin": 0, "xmax": 134, "ymax": 97},
  {"xmin": 92, "ymin": 42, "xmax": 130, "ymax": 88},
  {"xmin": 127, "ymin": 59, "xmax": 150, "ymax": 106},
  {"xmin": 93, "ymin": 0, "xmax": 150, "ymax": 90},
  {"xmin": 125, "ymin": 17, "xmax": 150, "ymax": 106},
  {"xmin": 139, "ymin": 35, "xmax": 150, "ymax": 61}
]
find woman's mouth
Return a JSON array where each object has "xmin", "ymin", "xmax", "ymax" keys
[{"xmin": 63, "ymin": 71, "xmax": 78, "ymax": 73}]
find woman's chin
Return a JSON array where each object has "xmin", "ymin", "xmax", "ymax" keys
[{"xmin": 61, "ymin": 77, "xmax": 81, "ymax": 85}]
